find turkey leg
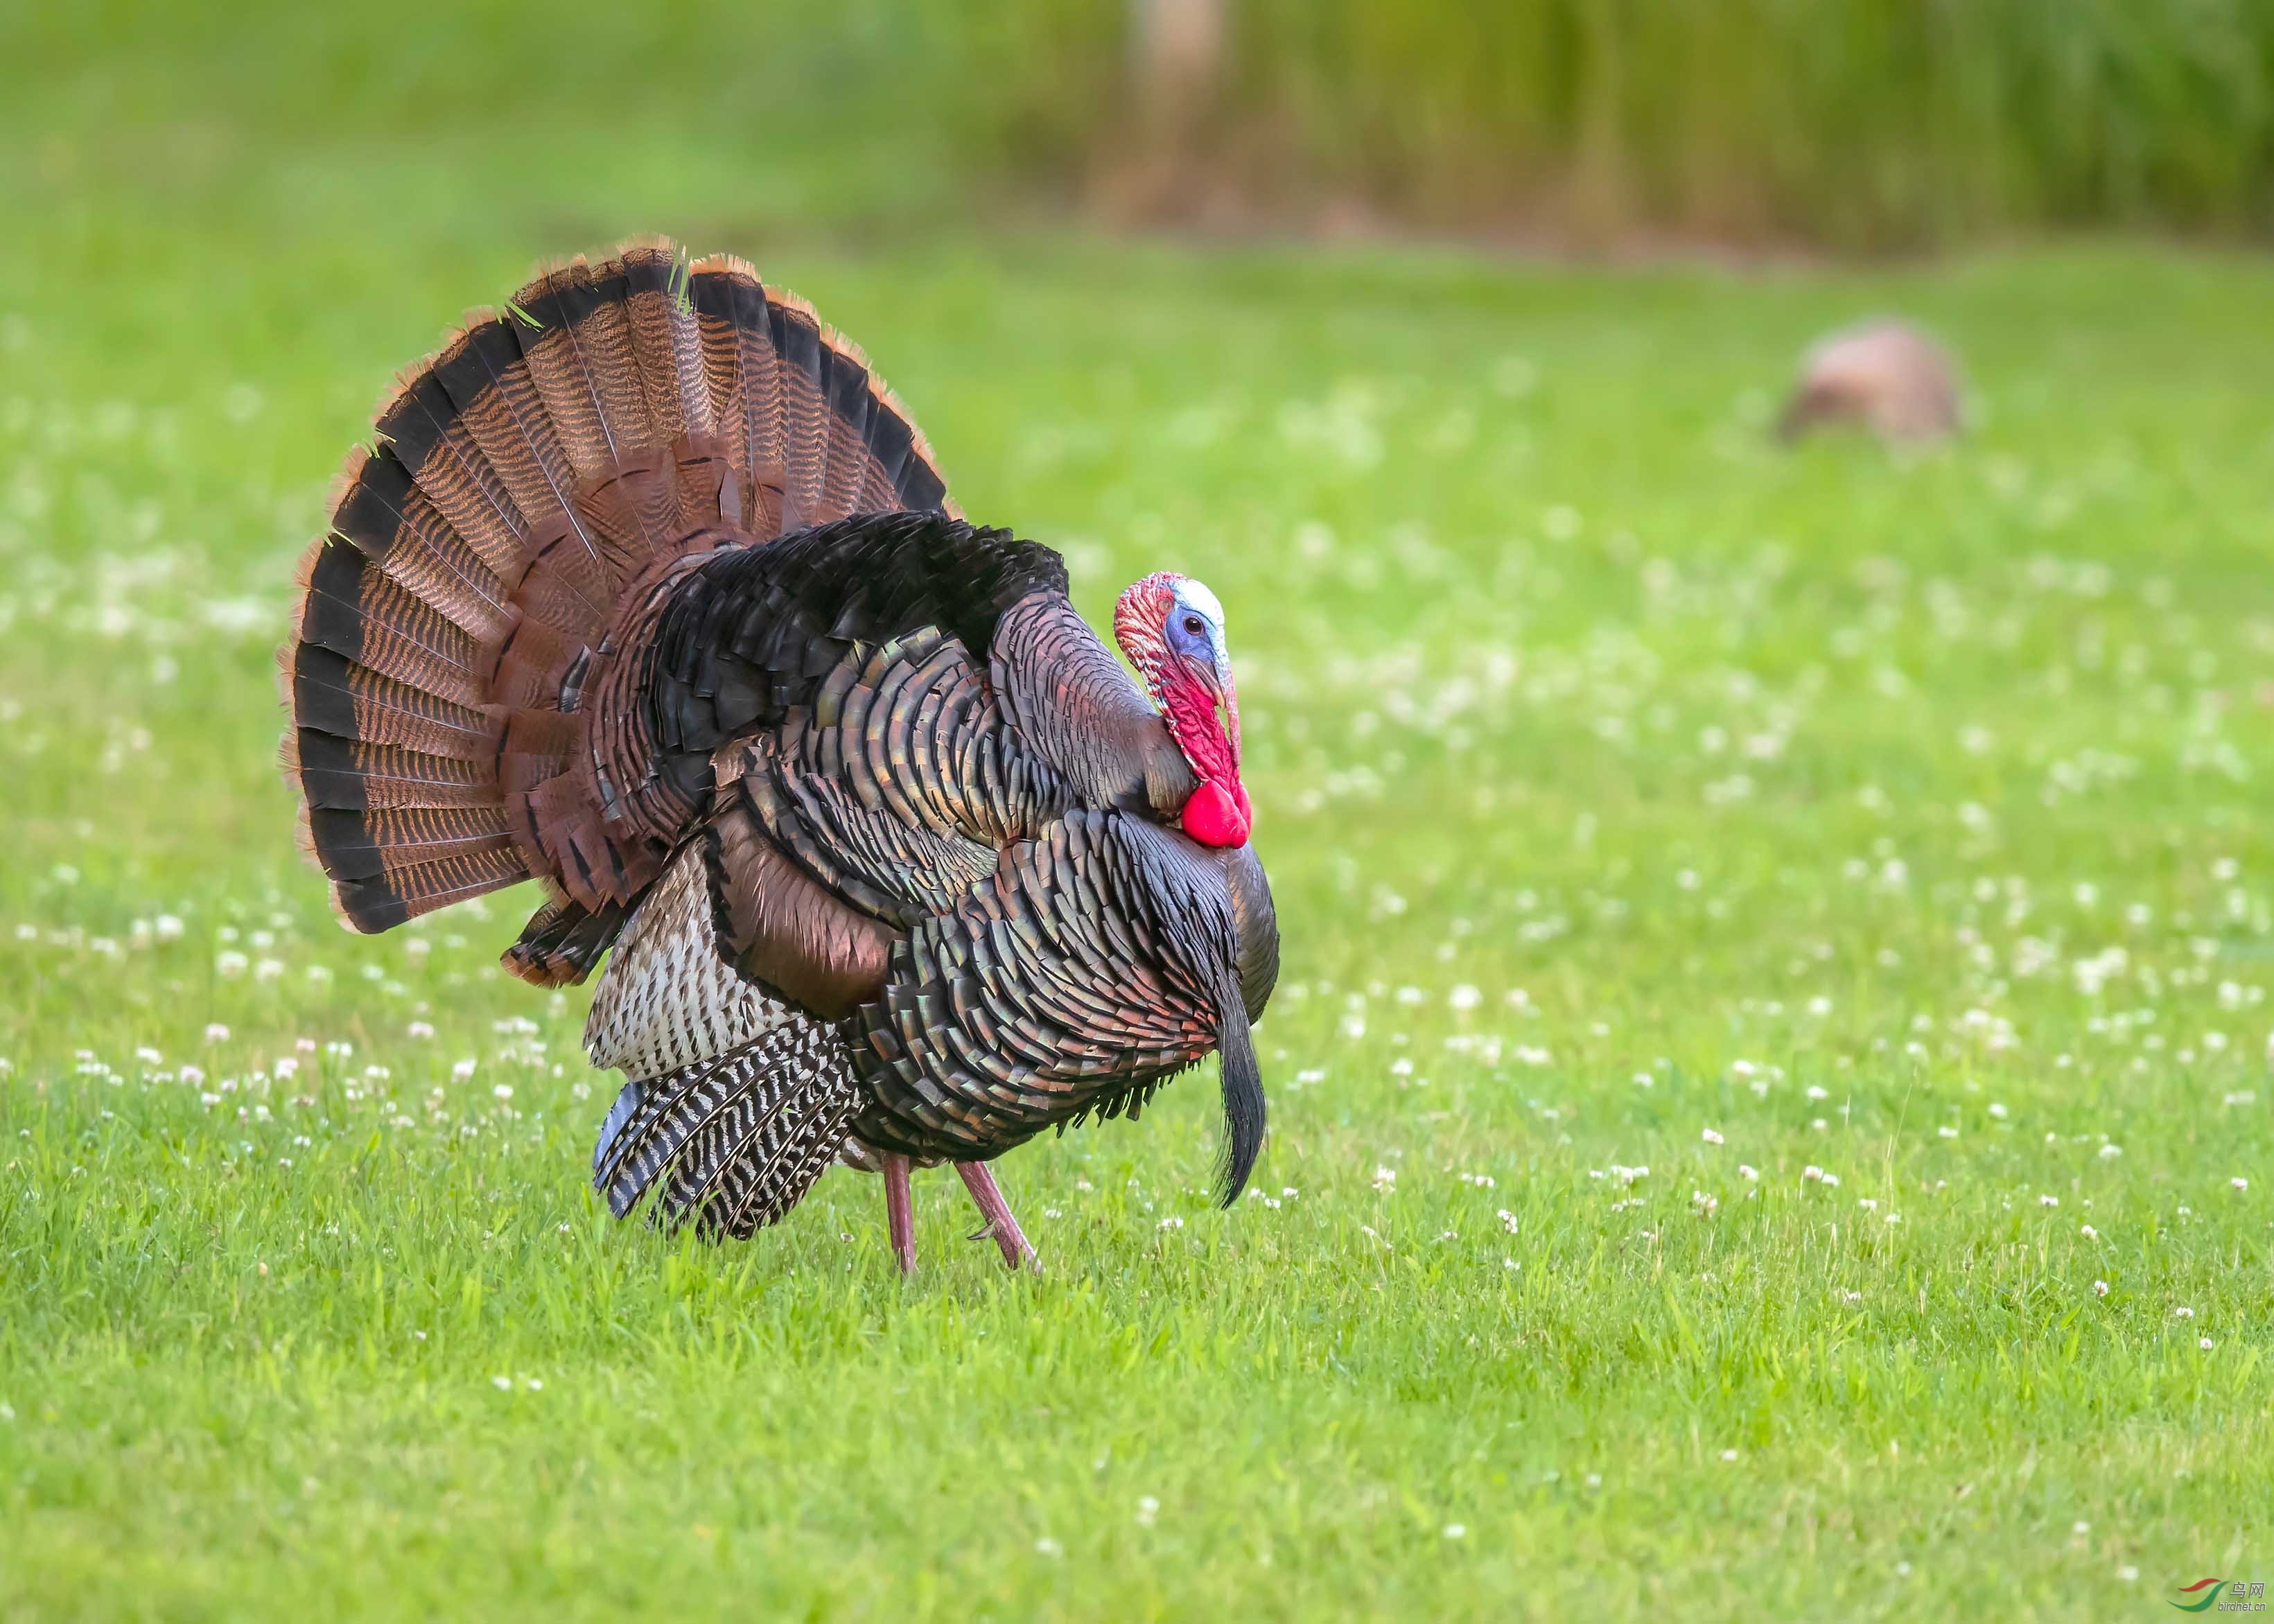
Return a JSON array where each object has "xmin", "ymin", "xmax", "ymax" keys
[
  {"xmin": 956, "ymin": 1161, "xmax": 1038, "ymax": 1271},
  {"xmin": 882, "ymin": 1152, "xmax": 916, "ymax": 1276}
]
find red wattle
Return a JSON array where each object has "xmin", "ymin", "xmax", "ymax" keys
[{"xmin": 1181, "ymin": 780, "xmax": 1251, "ymax": 848}]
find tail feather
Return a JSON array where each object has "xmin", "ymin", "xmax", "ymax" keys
[
  {"xmin": 292, "ymin": 538, "xmax": 488, "ymax": 707},
  {"xmin": 288, "ymin": 645, "xmax": 492, "ymax": 762},
  {"xmin": 290, "ymin": 731, "xmax": 491, "ymax": 810},
  {"xmin": 281, "ymin": 237, "xmax": 956, "ymax": 943},
  {"xmin": 514, "ymin": 263, "xmax": 627, "ymax": 484},
  {"xmin": 502, "ymin": 896, "xmax": 626, "ymax": 988},
  {"xmin": 332, "ymin": 849, "xmax": 532, "ymax": 932},
  {"xmin": 438, "ymin": 313, "xmax": 612, "ymax": 609},
  {"xmin": 328, "ymin": 450, "xmax": 511, "ymax": 642},
  {"xmin": 769, "ymin": 294, "xmax": 830, "ymax": 529},
  {"xmin": 374, "ymin": 363, "xmax": 530, "ymax": 578},
  {"xmin": 304, "ymin": 806, "xmax": 516, "ymax": 880}
]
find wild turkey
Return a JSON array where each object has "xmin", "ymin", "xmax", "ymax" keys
[
  {"xmin": 1778, "ymin": 319, "xmax": 1962, "ymax": 444},
  {"xmin": 281, "ymin": 239, "xmax": 1276, "ymax": 1271}
]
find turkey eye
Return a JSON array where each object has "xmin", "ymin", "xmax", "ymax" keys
[{"xmin": 1182, "ymin": 615, "xmax": 1205, "ymax": 635}]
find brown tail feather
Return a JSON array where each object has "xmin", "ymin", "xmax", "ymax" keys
[{"xmin": 281, "ymin": 238, "xmax": 955, "ymax": 961}]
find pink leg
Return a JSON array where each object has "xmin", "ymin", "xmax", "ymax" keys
[
  {"xmin": 955, "ymin": 1160, "xmax": 1038, "ymax": 1271},
  {"xmin": 882, "ymin": 1152, "xmax": 916, "ymax": 1277}
]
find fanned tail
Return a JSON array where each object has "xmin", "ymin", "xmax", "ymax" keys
[{"xmin": 279, "ymin": 238, "xmax": 956, "ymax": 977}]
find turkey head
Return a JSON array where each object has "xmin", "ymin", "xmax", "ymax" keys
[{"xmin": 1113, "ymin": 571, "xmax": 1250, "ymax": 848}]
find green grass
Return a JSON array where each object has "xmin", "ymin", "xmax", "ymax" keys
[{"xmin": 3, "ymin": 14, "xmax": 2274, "ymax": 1620}]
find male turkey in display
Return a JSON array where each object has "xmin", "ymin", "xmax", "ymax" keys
[{"xmin": 280, "ymin": 240, "xmax": 1276, "ymax": 1271}]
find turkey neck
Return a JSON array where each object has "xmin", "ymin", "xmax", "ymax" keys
[{"xmin": 988, "ymin": 594, "xmax": 1199, "ymax": 821}]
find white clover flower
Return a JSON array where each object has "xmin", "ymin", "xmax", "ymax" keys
[
  {"xmin": 2200, "ymin": 1337, "xmax": 2214, "ymax": 1351},
  {"xmin": 408, "ymin": 1021, "xmax": 435, "ymax": 1040},
  {"xmin": 2232, "ymin": 1176, "xmax": 2250, "ymax": 1193},
  {"xmin": 1701, "ymin": 1128, "xmax": 1724, "ymax": 1146},
  {"xmin": 492, "ymin": 1084, "xmax": 513, "ymax": 1101},
  {"xmin": 451, "ymin": 1058, "xmax": 476, "ymax": 1081},
  {"xmin": 2099, "ymin": 1144, "xmax": 2122, "ymax": 1160},
  {"xmin": 1448, "ymin": 984, "xmax": 1480, "ymax": 1012},
  {"xmin": 1497, "ymin": 1210, "xmax": 1518, "ymax": 1234},
  {"xmin": 1372, "ymin": 1166, "xmax": 1397, "ymax": 1193},
  {"xmin": 2080, "ymin": 1224, "xmax": 2097, "ymax": 1240},
  {"xmin": 1803, "ymin": 1165, "xmax": 1823, "ymax": 1182},
  {"xmin": 2174, "ymin": 1305, "xmax": 2194, "ymax": 1319},
  {"xmin": 216, "ymin": 951, "xmax": 248, "ymax": 978},
  {"xmin": 1738, "ymin": 1164, "xmax": 1759, "ymax": 1181},
  {"xmin": 2039, "ymin": 1194, "xmax": 2059, "ymax": 1207},
  {"xmin": 2093, "ymin": 1280, "xmax": 2109, "ymax": 1298}
]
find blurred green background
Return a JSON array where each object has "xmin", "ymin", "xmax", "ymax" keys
[
  {"xmin": 16, "ymin": 0, "xmax": 2274, "ymax": 252},
  {"xmin": 3, "ymin": 4, "xmax": 2272, "ymax": 1621}
]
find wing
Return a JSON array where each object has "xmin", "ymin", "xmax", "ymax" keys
[
  {"xmin": 597, "ymin": 512, "xmax": 1202, "ymax": 1014},
  {"xmin": 843, "ymin": 810, "xmax": 1262, "ymax": 1187}
]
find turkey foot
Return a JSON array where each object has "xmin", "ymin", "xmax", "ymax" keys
[
  {"xmin": 955, "ymin": 1161, "xmax": 1038, "ymax": 1271},
  {"xmin": 882, "ymin": 1152, "xmax": 916, "ymax": 1277}
]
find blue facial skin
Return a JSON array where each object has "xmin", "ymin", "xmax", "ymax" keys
[{"xmin": 1165, "ymin": 604, "xmax": 1227, "ymax": 687}]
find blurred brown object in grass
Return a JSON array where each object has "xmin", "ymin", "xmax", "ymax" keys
[{"xmin": 1779, "ymin": 320, "xmax": 1962, "ymax": 444}]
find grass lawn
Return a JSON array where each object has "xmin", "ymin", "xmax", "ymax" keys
[{"xmin": 3, "ymin": 51, "xmax": 2274, "ymax": 1621}]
